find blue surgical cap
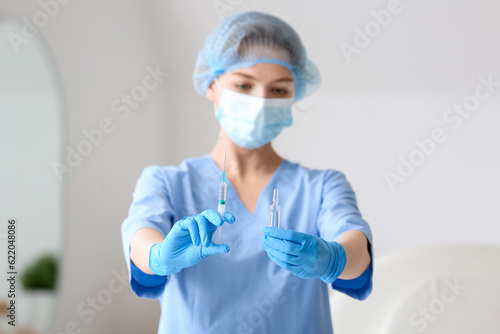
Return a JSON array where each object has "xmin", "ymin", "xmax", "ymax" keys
[{"xmin": 192, "ymin": 11, "xmax": 321, "ymax": 102}]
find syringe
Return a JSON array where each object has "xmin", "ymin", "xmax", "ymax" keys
[
  {"xmin": 268, "ymin": 188, "xmax": 280, "ymax": 228},
  {"xmin": 215, "ymin": 151, "xmax": 227, "ymax": 244}
]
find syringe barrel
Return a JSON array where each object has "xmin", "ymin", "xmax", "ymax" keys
[
  {"xmin": 215, "ymin": 204, "xmax": 225, "ymax": 244},
  {"xmin": 216, "ymin": 189, "xmax": 226, "ymax": 244},
  {"xmin": 218, "ymin": 203, "xmax": 225, "ymax": 217},
  {"xmin": 268, "ymin": 205, "xmax": 280, "ymax": 228},
  {"xmin": 218, "ymin": 182, "xmax": 227, "ymax": 203}
]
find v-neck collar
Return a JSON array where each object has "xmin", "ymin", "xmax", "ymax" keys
[{"xmin": 203, "ymin": 154, "xmax": 287, "ymax": 220}]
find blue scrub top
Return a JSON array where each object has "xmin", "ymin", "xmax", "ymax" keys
[{"xmin": 121, "ymin": 154, "xmax": 373, "ymax": 334}]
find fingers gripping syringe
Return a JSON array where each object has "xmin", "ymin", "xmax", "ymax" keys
[
  {"xmin": 268, "ymin": 188, "xmax": 280, "ymax": 228},
  {"xmin": 215, "ymin": 152, "xmax": 227, "ymax": 243}
]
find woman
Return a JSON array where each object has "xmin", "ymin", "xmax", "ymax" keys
[{"xmin": 122, "ymin": 10, "xmax": 373, "ymax": 334}]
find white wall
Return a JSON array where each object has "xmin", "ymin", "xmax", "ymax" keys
[
  {"xmin": 2, "ymin": 0, "xmax": 499, "ymax": 333},
  {"xmin": 0, "ymin": 21, "xmax": 63, "ymax": 326}
]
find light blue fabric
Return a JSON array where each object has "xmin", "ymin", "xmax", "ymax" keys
[
  {"xmin": 121, "ymin": 155, "xmax": 373, "ymax": 334},
  {"xmin": 192, "ymin": 11, "xmax": 321, "ymax": 102},
  {"xmin": 215, "ymin": 88, "xmax": 294, "ymax": 149}
]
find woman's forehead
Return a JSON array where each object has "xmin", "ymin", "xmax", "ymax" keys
[{"xmin": 226, "ymin": 63, "xmax": 293, "ymax": 82}]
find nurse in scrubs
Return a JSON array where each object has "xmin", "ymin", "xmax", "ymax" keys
[{"xmin": 122, "ymin": 10, "xmax": 373, "ymax": 334}]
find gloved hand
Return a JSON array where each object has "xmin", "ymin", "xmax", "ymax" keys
[
  {"xmin": 261, "ymin": 227, "xmax": 346, "ymax": 283},
  {"xmin": 149, "ymin": 209, "xmax": 235, "ymax": 276}
]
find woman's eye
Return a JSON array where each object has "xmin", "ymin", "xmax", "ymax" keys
[
  {"xmin": 235, "ymin": 84, "xmax": 250, "ymax": 89},
  {"xmin": 273, "ymin": 88, "xmax": 288, "ymax": 95}
]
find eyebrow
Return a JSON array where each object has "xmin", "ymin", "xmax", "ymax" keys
[{"xmin": 231, "ymin": 72, "xmax": 293, "ymax": 83}]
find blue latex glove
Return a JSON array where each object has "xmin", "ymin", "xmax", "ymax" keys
[
  {"xmin": 261, "ymin": 227, "xmax": 347, "ymax": 283},
  {"xmin": 149, "ymin": 209, "xmax": 235, "ymax": 276}
]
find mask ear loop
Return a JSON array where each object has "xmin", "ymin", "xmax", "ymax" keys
[
  {"xmin": 213, "ymin": 76, "xmax": 222, "ymax": 93},
  {"xmin": 212, "ymin": 76, "xmax": 224, "ymax": 116}
]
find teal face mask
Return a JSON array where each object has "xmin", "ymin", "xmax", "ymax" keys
[{"xmin": 215, "ymin": 89, "xmax": 294, "ymax": 149}]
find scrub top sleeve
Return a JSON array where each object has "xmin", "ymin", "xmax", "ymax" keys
[
  {"xmin": 331, "ymin": 243, "xmax": 373, "ymax": 300},
  {"xmin": 121, "ymin": 165, "xmax": 175, "ymax": 299},
  {"xmin": 129, "ymin": 258, "xmax": 168, "ymax": 299},
  {"xmin": 317, "ymin": 169, "xmax": 374, "ymax": 300}
]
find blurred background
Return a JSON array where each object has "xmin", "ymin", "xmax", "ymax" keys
[{"xmin": 1, "ymin": 0, "xmax": 499, "ymax": 333}]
